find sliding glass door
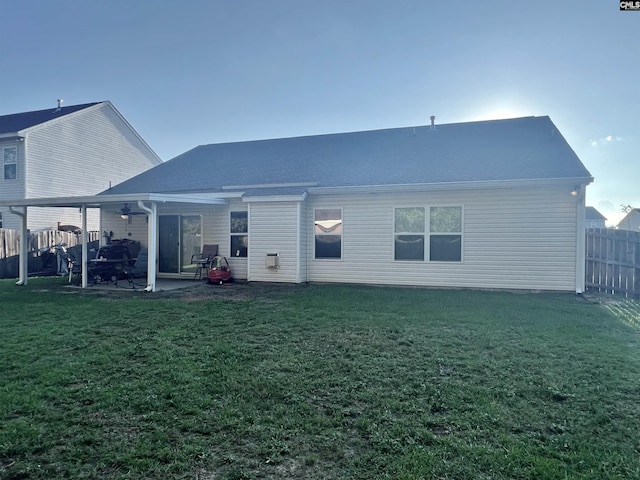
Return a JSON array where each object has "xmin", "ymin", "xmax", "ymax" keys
[{"xmin": 158, "ymin": 214, "xmax": 202, "ymax": 275}]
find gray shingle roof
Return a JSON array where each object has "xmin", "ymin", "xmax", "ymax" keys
[
  {"xmin": 104, "ymin": 116, "xmax": 592, "ymax": 196},
  {"xmin": 0, "ymin": 102, "xmax": 101, "ymax": 134},
  {"xmin": 585, "ymin": 206, "xmax": 606, "ymax": 221}
]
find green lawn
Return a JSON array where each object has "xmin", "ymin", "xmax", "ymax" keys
[{"xmin": 1, "ymin": 278, "xmax": 638, "ymax": 479}]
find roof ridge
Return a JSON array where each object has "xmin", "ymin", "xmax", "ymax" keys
[{"xmin": 195, "ymin": 115, "xmax": 548, "ymax": 148}]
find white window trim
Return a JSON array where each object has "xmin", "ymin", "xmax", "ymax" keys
[
  {"xmin": 393, "ymin": 206, "xmax": 426, "ymax": 262},
  {"xmin": 392, "ymin": 205, "xmax": 464, "ymax": 263},
  {"xmin": 428, "ymin": 205, "xmax": 464, "ymax": 263},
  {"xmin": 313, "ymin": 207, "xmax": 343, "ymax": 261},
  {"xmin": 230, "ymin": 210, "xmax": 248, "ymax": 258},
  {"xmin": 3, "ymin": 146, "xmax": 18, "ymax": 181}
]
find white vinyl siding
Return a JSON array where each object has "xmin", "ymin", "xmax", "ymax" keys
[
  {"xmin": 249, "ymin": 202, "xmax": 301, "ymax": 283},
  {"xmin": 306, "ymin": 185, "xmax": 578, "ymax": 291},
  {"xmin": 101, "ymin": 211, "xmax": 148, "ymax": 248}
]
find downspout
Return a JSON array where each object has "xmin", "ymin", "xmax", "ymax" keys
[
  {"xmin": 246, "ymin": 203, "xmax": 251, "ymax": 282},
  {"xmin": 296, "ymin": 202, "xmax": 301, "ymax": 283},
  {"xmin": 8, "ymin": 206, "xmax": 28, "ymax": 285},
  {"xmin": 575, "ymin": 185, "xmax": 586, "ymax": 294},
  {"xmin": 137, "ymin": 200, "xmax": 157, "ymax": 292}
]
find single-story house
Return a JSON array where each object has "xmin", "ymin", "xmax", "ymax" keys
[
  {"xmin": 1, "ymin": 116, "xmax": 593, "ymax": 293},
  {"xmin": 0, "ymin": 101, "xmax": 161, "ymax": 231}
]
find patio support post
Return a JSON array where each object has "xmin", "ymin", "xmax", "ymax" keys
[
  {"xmin": 138, "ymin": 200, "xmax": 157, "ymax": 292},
  {"xmin": 81, "ymin": 204, "xmax": 88, "ymax": 288},
  {"xmin": 9, "ymin": 206, "xmax": 28, "ymax": 286}
]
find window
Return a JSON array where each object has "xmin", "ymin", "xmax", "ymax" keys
[
  {"xmin": 394, "ymin": 207, "xmax": 425, "ymax": 260},
  {"xmin": 3, "ymin": 147, "xmax": 17, "ymax": 180},
  {"xmin": 315, "ymin": 208, "xmax": 342, "ymax": 259},
  {"xmin": 230, "ymin": 211, "xmax": 248, "ymax": 257},
  {"xmin": 429, "ymin": 206, "xmax": 462, "ymax": 262},
  {"xmin": 394, "ymin": 206, "xmax": 462, "ymax": 262}
]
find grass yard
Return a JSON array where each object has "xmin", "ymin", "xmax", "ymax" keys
[{"xmin": 0, "ymin": 279, "xmax": 639, "ymax": 479}]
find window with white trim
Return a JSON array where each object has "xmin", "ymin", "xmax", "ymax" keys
[
  {"xmin": 3, "ymin": 147, "xmax": 17, "ymax": 180},
  {"xmin": 394, "ymin": 206, "xmax": 462, "ymax": 262},
  {"xmin": 394, "ymin": 207, "xmax": 425, "ymax": 260},
  {"xmin": 429, "ymin": 206, "xmax": 462, "ymax": 262},
  {"xmin": 314, "ymin": 208, "xmax": 342, "ymax": 259},
  {"xmin": 230, "ymin": 211, "xmax": 248, "ymax": 257}
]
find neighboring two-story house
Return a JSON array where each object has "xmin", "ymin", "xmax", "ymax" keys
[{"xmin": 0, "ymin": 101, "xmax": 161, "ymax": 231}]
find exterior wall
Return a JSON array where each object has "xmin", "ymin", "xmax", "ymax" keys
[
  {"xmin": 101, "ymin": 211, "xmax": 147, "ymax": 247},
  {"xmin": 22, "ymin": 103, "xmax": 160, "ymax": 230},
  {"xmin": 617, "ymin": 212, "xmax": 640, "ymax": 232},
  {"xmin": 99, "ymin": 201, "xmax": 250, "ymax": 280},
  {"xmin": 304, "ymin": 185, "xmax": 579, "ymax": 291},
  {"xmin": 94, "ymin": 182, "xmax": 581, "ymax": 291},
  {"xmin": 248, "ymin": 201, "xmax": 301, "ymax": 283}
]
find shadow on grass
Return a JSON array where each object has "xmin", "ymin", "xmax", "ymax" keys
[{"xmin": 600, "ymin": 297, "xmax": 640, "ymax": 332}]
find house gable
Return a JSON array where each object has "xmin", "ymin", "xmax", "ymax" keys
[{"xmin": 0, "ymin": 101, "xmax": 162, "ymax": 231}]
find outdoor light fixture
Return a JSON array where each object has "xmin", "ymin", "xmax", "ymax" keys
[
  {"xmin": 120, "ymin": 203, "xmax": 131, "ymax": 219},
  {"xmin": 570, "ymin": 186, "xmax": 579, "ymax": 196}
]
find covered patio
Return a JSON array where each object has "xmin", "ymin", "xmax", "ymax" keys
[{"xmin": 1, "ymin": 193, "xmax": 228, "ymax": 292}]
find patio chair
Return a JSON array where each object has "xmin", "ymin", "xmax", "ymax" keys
[
  {"xmin": 191, "ymin": 244, "xmax": 218, "ymax": 280},
  {"xmin": 120, "ymin": 248, "xmax": 148, "ymax": 289},
  {"xmin": 66, "ymin": 245, "xmax": 83, "ymax": 285}
]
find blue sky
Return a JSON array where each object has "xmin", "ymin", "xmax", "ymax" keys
[{"xmin": 1, "ymin": 0, "xmax": 638, "ymax": 224}]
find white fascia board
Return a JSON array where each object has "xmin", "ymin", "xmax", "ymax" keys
[
  {"xmin": 222, "ymin": 182, "xmax": 317, "ymax": 190},
  {"xmin": 0, "ymin": 133, "xmax": 24, "ymax": 139},
  {"xmin": 241, "ymin": 192, "xmax": 308, "ymax": 203},
  {"xmin": 0, "ymin": 192, "xmax": 229, "ymax": 208},
  {"xmin": 307, "ymin": 177, "xmax": 594, "ymax": 196},
  {"xmin": 176, "ymin": 191, "xmax": 244, "ymax": 200}
]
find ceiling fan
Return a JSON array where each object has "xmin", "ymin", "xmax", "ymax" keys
[{"xmin": 120, "ymin": 203, "xmax": 146, "ymax": 219}]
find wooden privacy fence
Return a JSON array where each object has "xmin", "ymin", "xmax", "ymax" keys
[
  {"xmin": 0, "ymin": 228, "xmax": 100, "ymax": 279},
  {"xmin": 585, "ymin": 228, "xmax": 640, "ymax": 298}
]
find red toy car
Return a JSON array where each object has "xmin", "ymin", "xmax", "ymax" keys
[{"xmin": 207, "ymin": 256, "xmax": 232, "ymax": 285}]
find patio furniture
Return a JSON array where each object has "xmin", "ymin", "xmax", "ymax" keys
[
  {"xmin": 191, "ymin": 244, "xmax": 218, "ymax": 280},
  {"xmin": 121, "ymin": 248, "xmax": 148, "ymax": 289}
]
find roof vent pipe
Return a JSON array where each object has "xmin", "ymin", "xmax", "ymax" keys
[
  {"xmin": 430, "ymin": 115, "xmax": 436, "ymax": 131},
  {"xmin": 55, "ymin": 99, "xmax": 63, "ymax": 112}
]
